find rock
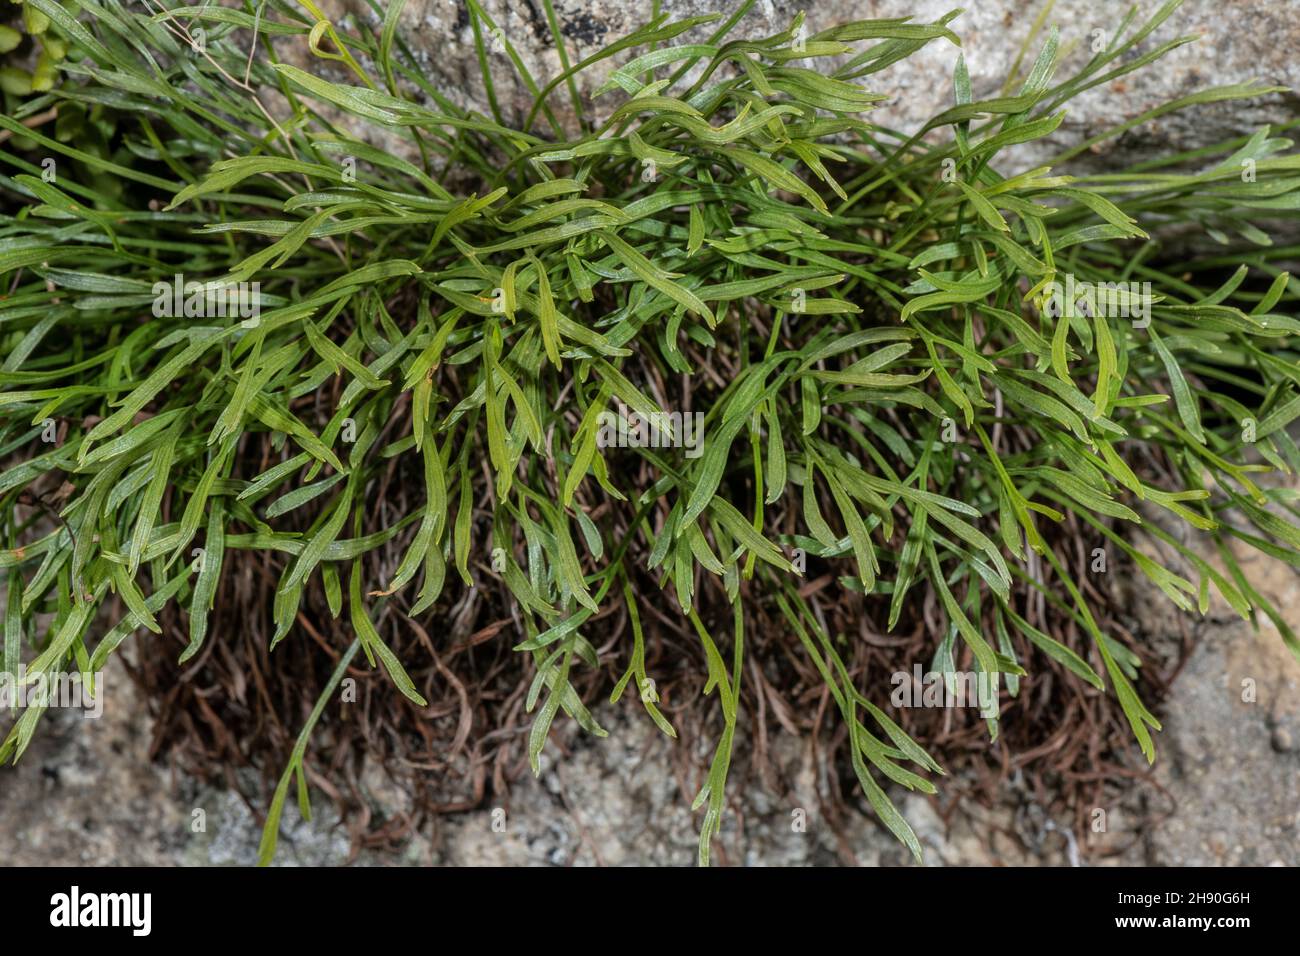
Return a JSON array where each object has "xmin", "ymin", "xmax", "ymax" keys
[
  {"xmin": 0, "ymin": 658, "xmax": 188, "ymax": 866},
  {"xmin": 1121, "ymin": 519, "xmax": 1300, "ymax": 867}
]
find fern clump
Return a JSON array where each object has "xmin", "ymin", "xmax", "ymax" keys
[{"xmin": 1, "ymin": 0, "xmax": 1298, "ymax": 865}]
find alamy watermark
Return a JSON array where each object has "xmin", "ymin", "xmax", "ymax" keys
[
  {"xmin": 0, "ymin": 666, "xmax": 104, "ymax": 718},
  {"xmin": 152, "ymin": 273, "xmax": 261, "ymax": 326},
  {"xmin": 596, "ymin": 402, "xmax": 705, "ymax": 458},
  {"xmin": 50, "ymin": 886, "xmax": 151, "ymax": 936},
  {"xmin": 1043, "ymin": 273, "xmax": 1152, "ymax": 328},
  {"xmin": 890, "ymin": 664, "xmax": 999, "ymax": 718}
]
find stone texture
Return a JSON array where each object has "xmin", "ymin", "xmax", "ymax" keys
[
  {"xmin": 1118, "ymin": 538, "xmax": 1300, "ymax": 866},
  {"xmin": 0, "ymin": 659, "xmax": 355, "ymax": 867}
]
